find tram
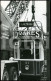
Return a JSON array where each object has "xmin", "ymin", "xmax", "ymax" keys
[{"xmin": 13, "ymin": 21, "xmax": 44, "ymax": 80}]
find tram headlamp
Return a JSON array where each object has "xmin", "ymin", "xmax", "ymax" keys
[
  {"xmin": 41, "ymin": 65, "xmax": 44, "ymax": 74},
  {"xmin": 25, "ymin": 65, "xmax": 29, "ymax": 70},
  {"xmin": 19, "ymin": 70, "xmax": 21, "ymax": 76}
]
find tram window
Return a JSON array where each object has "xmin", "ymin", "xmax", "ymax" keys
[
  {"xmin": 20, "ymin": 49, "xmax": 31, "ymax": 59},
  {"xmin": 35, "ymin": 39, "xmax": 39, "ymax": 49},
  {"xmin": 20, "ymin": 41, "xmax": 24, "ymax": 48},
  {"xmin": 20, "ymin": 41, "xmax": 31, "ymax": 49},
  {"xmin": 27, "ymin": 42, "xmax": 31, "ymax": 48},
  {"xmin": 20, "ymin": 41, "xmax": 34, "ymax": 59},
  {"xmin": 35, "ymin": 39, "xmax": 39, "ymax": 59},
  {"xmin": 14, "ymin": 45, "xmax": 17, "ymax": 58},
  {"xmin": 14, "ymin": 48, "xmax": 17, "ymax": 58},
  {"xmin": 35, "ymin": 49, "xmax": 39, "ymax": 59}
]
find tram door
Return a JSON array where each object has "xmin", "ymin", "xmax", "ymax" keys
[{"xmin": 20, "ymin": 40, "xmax": 34, "ymax": 59}]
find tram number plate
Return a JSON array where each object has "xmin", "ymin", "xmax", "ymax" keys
[{"xmin": 19, "ymin": 22, "xmax": 34, "ymax": 27}]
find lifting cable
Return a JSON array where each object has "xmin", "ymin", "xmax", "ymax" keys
[{"xmin": 22, "ymin": 8, "xmax": 29, "ymax": 31}]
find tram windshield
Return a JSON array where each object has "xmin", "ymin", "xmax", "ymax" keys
[{"xmin": 20, "ymin": 40, "xmax": 34, "ymax": 59}]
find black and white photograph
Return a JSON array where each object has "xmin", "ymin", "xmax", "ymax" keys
[{"xmin": 0, "ymin": 0, "xmax": 50, "ymax": 81}]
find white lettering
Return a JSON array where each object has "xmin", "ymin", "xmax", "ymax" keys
[
  {"xmin": 15, "ymin": 31, "xmax": 41, "ymax": 38},
  {"xmin": 36, "ymin": 31, "xmax": 39, "ymax": 37}
]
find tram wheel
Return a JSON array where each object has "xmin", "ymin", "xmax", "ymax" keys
[
  {"xmin": 2, "ymin": 69, "xmax": 9, "ymax": 80},
  {"xmin": 9, "ymin": 67, "xmax": 18, "ymax": 80}
]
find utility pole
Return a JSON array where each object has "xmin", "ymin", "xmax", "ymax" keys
[{"xmin": 47, "ymin": 1, "xmax": 50, "ymax": 80}]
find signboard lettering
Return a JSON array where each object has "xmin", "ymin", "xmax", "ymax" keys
[
  {"xmin": 14, "ymin": 31, "xmax": 41, "ymax": 38},
  {"xmin": 19, "ymin": 22, "xmax": 34, "ymax": 27}
]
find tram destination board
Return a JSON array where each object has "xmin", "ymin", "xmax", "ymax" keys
[{"xmin": 19, "ymin": 22, "xmax": 34, "ymax": 27}]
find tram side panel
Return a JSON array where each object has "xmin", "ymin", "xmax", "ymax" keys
[{"xmin": 20, "ymin": 60, "xmax": 43, "ymax": 76}]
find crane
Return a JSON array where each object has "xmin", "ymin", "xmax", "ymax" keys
[{"xmin": 5, "ymin": 1, "xmax": 30, "ymax": 25}]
